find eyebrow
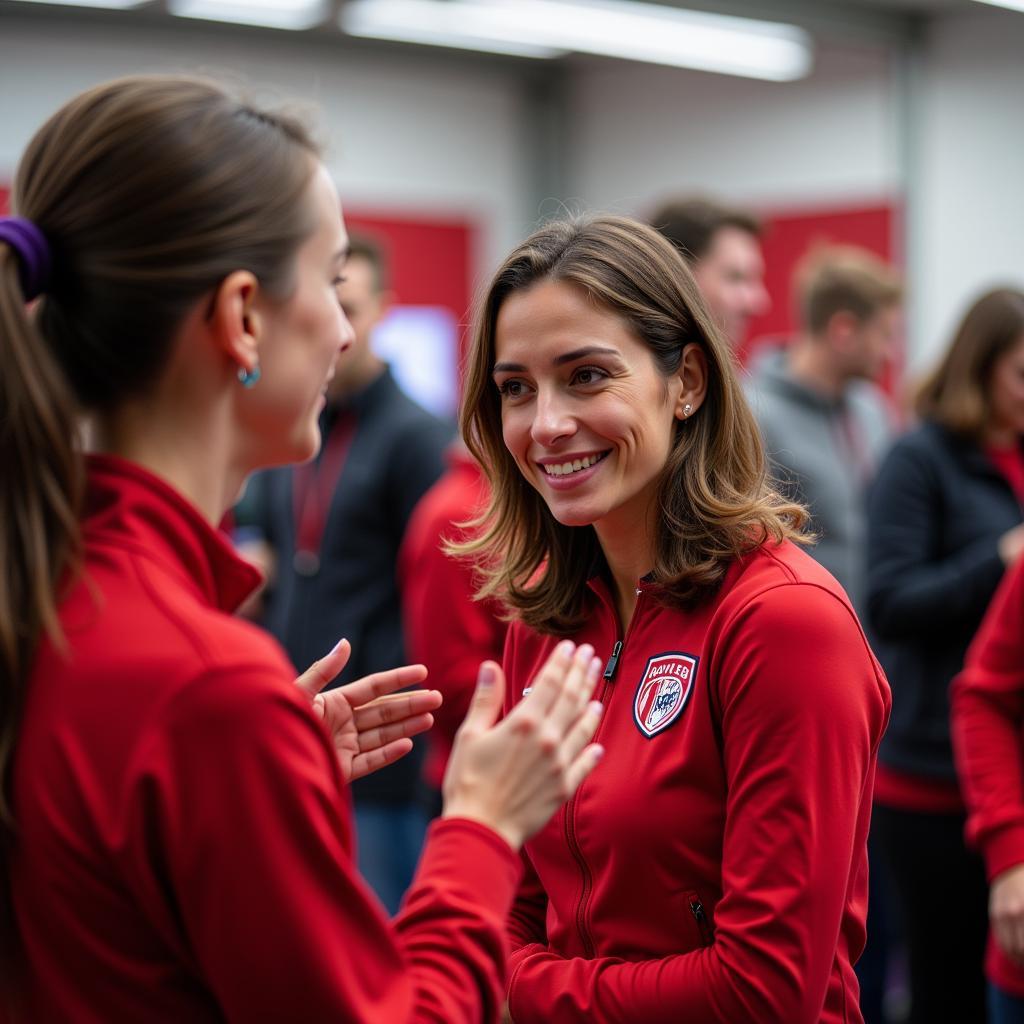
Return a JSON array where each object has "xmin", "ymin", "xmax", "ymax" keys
[{"xmin": 492, "ymin": 345, "xmax": 620, "ymax": 374}]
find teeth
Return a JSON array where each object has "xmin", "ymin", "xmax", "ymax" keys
[{"xmin": 543, "ymin": 453, "xmax": 605, "ymax": 477}]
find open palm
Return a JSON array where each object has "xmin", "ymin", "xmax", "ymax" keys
[{"xmin": 295, "ymin": 639, "xmax": 441, "ymax": 783}]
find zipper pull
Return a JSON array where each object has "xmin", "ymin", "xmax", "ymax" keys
[{"xmin": 603, "ymin": 640, "xmax": 623, "ymax": 681}]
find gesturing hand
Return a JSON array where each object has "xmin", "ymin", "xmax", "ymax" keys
[
  {"xmin": 442, "ymin": 641, "xmax": 605, "ymax": 851},
  {"xmin": 295, "ymin": 639, "xmax": 442, "ymax": 784}
]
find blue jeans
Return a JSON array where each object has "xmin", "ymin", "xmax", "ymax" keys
[
  {"xmin": 353, "ymin": 802, "xmax": 429, "ymax": 916},
  {"xmin": 992, "ymin": 982, "xmax": 1024, "ymax": 1024}
]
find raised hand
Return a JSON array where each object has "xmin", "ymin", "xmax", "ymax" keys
[
  {"xmin": 296, "ymin": 638, "xmax": 442, "ymax": 783},
  {"xmin": 441, "ymin": 641, "xmax": 605, "ymax": 850}
]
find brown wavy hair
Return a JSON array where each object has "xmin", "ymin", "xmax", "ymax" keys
[
  {"xmin": 915, "ymin": 287, "xmax": 1024, "ymax": 438},
  {"xmin": 0, "ymin": 76, "xmax": 319, "ymax": 966},
  {"xmin": 456, "ymin": 215, "xmax": 808, "ymax": 635}
]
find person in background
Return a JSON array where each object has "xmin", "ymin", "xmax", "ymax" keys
[
  {"xmin": 0, "ymin": 74, "xmax": 605, "ymax": 1022},
  {"xmin": 650, "ymin": 195, "xmax": 770, "ymax": 350},
  {"xmin": 459, "ymin": 214, "xmax": 889, "ymax": 1023},
  {"xmin": 238, "ymin": 235, "xmax": 452, "ymax": 913},
  {"xmin": 399, "ymin": 439, "xmax": 508, "ymax": 814},
  {"xmin": 867, "ymin": 287, "xmax": 1024, "ymax": 1024},
  {"xmin": 953, "ymin": 552, "xmax": 1024, "ymax": 1024},
  {"xmin": 746, "ymin": 246, "xmax": 902, "ymax": 617}
]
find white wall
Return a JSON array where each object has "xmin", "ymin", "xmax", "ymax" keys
[
  {"xmin": 564, "ymin": 40, "xmax": 902, "ymax": 217},
  {"xmin": 912, "ymin": 6, "xmax": 1024, "ymax": 373},
  {"xmin": 0, "ymin": 16, "xmax": 535, "ymax": 278}
]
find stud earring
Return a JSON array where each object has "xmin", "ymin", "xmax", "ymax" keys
[
  {"xmin": 237, "ymin": 364, "xmax": 261, "ymax": 388},
  {"xmin": 682, "ymin": 403, "xmax": 693, "ymax": 418}
]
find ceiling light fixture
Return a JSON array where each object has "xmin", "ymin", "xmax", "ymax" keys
[
  {"xmin": 171, "ymin": 0, "xmax": 329, "ymax": 30},
  {"xmin": 342, "ymin": 0, "xmax": 813, "ymax": 81}
]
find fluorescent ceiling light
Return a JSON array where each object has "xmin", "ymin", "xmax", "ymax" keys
[
  {"xmin": 343, "ymin": 0, "xmax": 567, "ymax": 57},
  {"xmin": 171, "ymin": 0, "xmax": 328, "ymax": 29},
  {"xmin": 14, "ymin": 0, "xmax": 148, "ymax": 9},
  {"xmin": 342, "ymin": 0, "xmax": 813, "ymax": 81},
  {"xmin": 972, "ymin": 0, "xmax": 1024, "ymax": 10}
]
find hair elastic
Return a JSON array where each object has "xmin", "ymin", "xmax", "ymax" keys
[{"xmin": 0, "ymin": 216, "xmax": 52, "ymax": 301}]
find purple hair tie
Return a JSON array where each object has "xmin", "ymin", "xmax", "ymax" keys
[{"xmin": 0, "ymin": 216, "xmax": 52, "ymax": 301}]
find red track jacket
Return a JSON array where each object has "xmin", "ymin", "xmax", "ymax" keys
[
  {"xmin": 952, "ymin": 555, "xmax": 1024, "ymax": 998},
  {"xmin": 9, "ymin": 456, "xmax": 520, "ymax": 1023},
  {"xmin": 503, "ymin": 541, "xmax": 890, "ymax": 1023}
]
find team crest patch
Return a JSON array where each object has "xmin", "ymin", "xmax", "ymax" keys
[{"xmin": 632, "ymin": 652, "xmax": 699, "ymax": 739}]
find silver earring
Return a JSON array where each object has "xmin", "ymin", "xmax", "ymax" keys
[
  {"xmin": 238, "ymin": 364, "xmax": 261, "ymax": 388},
  {"xmin": 682, "ymin": 403, "xmax": 693, "ymax": 418}
]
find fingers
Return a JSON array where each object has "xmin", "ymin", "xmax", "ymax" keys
[
  {"xmin": 357, "ymin": 712, "xmax": 435, "ymax": 753},
  {"xmin": 353, "ymin": 689, "xmax": 442, "ymax": 731},
  {"xmin": 337, "ymin": 663, "xmax": 429, "ymax": 709},
  {"xmin": 458, "ymin": 662, "xmax": 506, "ymax": 735},
  {"xmin": 546, "ymin": 647, "xmax": 601, "ymax": 733},
  {"xmin": 349, "ymin": 738, "xmax": 415, "ymax": 783},
  {"xmin": 516, "ymin": 640, "xmax": 576, "ymax": 716},
  {"xmin": 560, "ymin": 700, "xmax": 603, "ymax": 767},
  {"xmin": 563, "ymin": 741, "xmax": 606, "ymax": 797},
  {"xmin": 295, "ymin": 638, "xmax": 351, "ymax": 697}
]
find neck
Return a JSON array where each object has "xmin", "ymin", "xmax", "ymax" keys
[
  {"xmin": 594, "ymin": 508, "xmax": 657, "ymax": 632},
  {"xmin": 90, "ymin": 395, "xmax": 244, "ymax": 525},
  {"xmin": 786, "ymin": 337, "xmax": 846, "ymax": 400}
]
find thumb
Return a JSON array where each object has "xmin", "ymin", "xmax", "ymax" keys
[{"xmin": 459, "ymin": 661, "xmax": 505, "ymax": 734}]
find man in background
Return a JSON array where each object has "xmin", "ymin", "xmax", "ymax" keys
[
  {"xmin": 745, "ymin": 245, "xmax": 902, "ymax": 616},
  {"xmin": 650, "ymin": 196, "xmax": 771, "ymax": 350},
  {"xmin": 238, "ymin": 236, "xmax": 452, "ymax": 913}
]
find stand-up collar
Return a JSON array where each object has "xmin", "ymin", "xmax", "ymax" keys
[{"xmin": 84, "ymin": 454, "xmax": 262, "ymax": 613}]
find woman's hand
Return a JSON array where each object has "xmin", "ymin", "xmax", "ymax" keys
[
  {"xmin": 441, "ymin": 641, "xmax": 605, "ymax": 851},
  {"xmin": 991, "ymin": 863, "xmax": 1024, "ymax": 963},
  {"xmin": 296, "ymin": 639, "xmax": 441, "ymax": 784}
]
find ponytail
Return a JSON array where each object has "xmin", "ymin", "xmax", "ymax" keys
[{"xmin": 0, "ymin": 241, "xmax": 84, "ymax": 831}]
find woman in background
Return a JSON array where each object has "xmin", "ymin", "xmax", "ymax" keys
[
  {"xmin": 867, "ymin": 288, "xmax": 1024, "ymax": 1024},
  {"xmin": 0, "ymin": 75, "xmax": 604, "ymax": 1022},
  {"xmin": 457, "ymin": 215, "xmax": 890, "ymax": 1023}
]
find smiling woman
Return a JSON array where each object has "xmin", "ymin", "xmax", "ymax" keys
[{"xmin": 456, "ymin": 215, "xmax": 893, "ymax": 1024}]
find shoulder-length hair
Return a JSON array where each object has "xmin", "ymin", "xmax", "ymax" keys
[
  {"xmin": 915, "ymin": 288, "xmax": 1024, "ymax": 438},
  {"xmin": 455, "ymin": 215, "xmax": 807, "ymax": 635}
]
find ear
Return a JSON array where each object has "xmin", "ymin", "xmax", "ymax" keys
[
  {"xmin": 825, "ymin": 310, "xmax": 859, "ymax": 353},
  {"xmin": 673, "ymin": 342, "xmax": 709, "ymax": 420},
  {"xmin": 209, "ymin": 270, "xmax": 262, "ymax": 375}
]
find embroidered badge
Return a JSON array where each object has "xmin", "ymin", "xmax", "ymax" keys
[{"xmin": 632, "ymin": 651, "xmax": 698, "ymax": 739}]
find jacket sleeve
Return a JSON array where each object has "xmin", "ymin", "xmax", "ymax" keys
[
  {"xmin": 139, "ymin": 661, "xmax": 520, "ymax": 1024},
  {"xmin": 389, "ymin": 415, "xmax": 454, "ymax": 532},
  {"xmin": 866, "ymin": 436, "xmax": 1006, "ymax": 639},
  {"xmin": 506, "ymin": 584, "xmax": 888, "ymax": 1024},
  {"xmin": 951, "ymin": 556, "xmax": 1024, "ymax": 881}
]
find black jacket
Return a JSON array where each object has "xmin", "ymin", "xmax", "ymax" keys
[{"xmin": 866, "ymin": 420, "xmax": 1022, "ymax": 780}]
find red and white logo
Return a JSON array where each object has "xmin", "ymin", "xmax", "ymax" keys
[{"xmin": 632, "ymin": 652, "xmax": 698, "ymax": 739}]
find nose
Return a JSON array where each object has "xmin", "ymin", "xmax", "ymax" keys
[
  {"xmin": 530, "ymin": 388, "xmax": 576, "ymax": 447},
  {"xmin": 338, "ymin": 305, "xmax": 356, "ymax": 352}
]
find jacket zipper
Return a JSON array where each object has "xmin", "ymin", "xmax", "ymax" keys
[
  {"xmin": 689, "ymin": 895, "xmax": 713, "ymax": 947},
  {"xmin": 565, "ymin": 584, "xmax": 645, "ymax": 958}
]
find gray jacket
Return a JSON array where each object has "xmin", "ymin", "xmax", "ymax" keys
[{"xmin": 745, "ymin": 346, "xmax": 893, "ymax": 616}]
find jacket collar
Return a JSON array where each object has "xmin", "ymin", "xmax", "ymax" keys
[{"xmin": 84, "ymin": 454, "xmax": 262, "ymax": 613}]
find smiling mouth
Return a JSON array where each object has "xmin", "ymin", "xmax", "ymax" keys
[{"xmin": 540, "ymin": 451, "xmax": 610, "ymax": 477}]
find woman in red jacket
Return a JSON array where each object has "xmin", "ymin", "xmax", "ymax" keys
[
  {"xmin": 456, "ymin": 215, "xmax": 891, "ymax": 1023},
  {"xmin": 953, "ymin": 554, "xmax": 1024, "ymax": 1022},
  {"xmin": 0, "ymin": 76, "xmax": 605, "ymax": 1023}
]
